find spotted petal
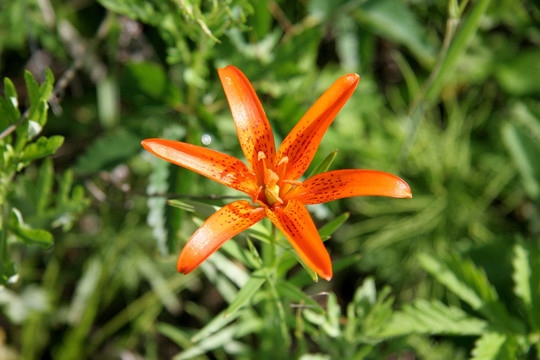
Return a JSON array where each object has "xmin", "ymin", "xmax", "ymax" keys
[
  {"xmin": 276, "ymin": 73, "xmax": 360, "ymax": 180},
  {"xmin": 265, "ymin": 200, "xmax": 332, "ymax": 281},
  {"xmin": 218, "ymin": 66, "xmax": 276, "ymax": 183},
  {"xmin": 177, "ymin": 201, "xmax": 265, "ymax": 274},
  {"xmin": 142, "ymin": 139, "xmax": 258, "ymax": 195},
  {"xmin": 284, "ymin": 169, "xmax": 412, "ymax": 205}
]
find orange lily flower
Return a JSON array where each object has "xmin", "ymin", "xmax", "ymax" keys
[{"xmin": 142, "ymin": 66, "xmax": 412, "ymax": 281}]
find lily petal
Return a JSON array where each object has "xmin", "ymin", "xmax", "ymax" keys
[
  {"xmin": 276, "ymin": 73, "xmax": 360, "ymax": 180},
  {"xmin": 142, "ymin": 139, "xmax": 258, "ymax": 195},
  {"xmin": 218, "ymin": 66, "xmax": 275, "ymax": 182},
  {"xmin": 283, "ymin": 169, "xmax": 412, "ymax": 205},
  {"xmin": 177, "ymin": 201, "xmax": 265, "ymax": 274},
  {"xmin": 265, "ymin": 200, "xmax": 332, "ymax": 281}
]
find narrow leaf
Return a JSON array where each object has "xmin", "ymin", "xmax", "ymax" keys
[
  {"xmin": 307, "ymin": 149, "xmax": 339, "ymax": 178},
  {"xmin": 425, "ymin": 0, "xmax": 492, "ymax": 100},
  {"xmin": 190, "ymin": 310, "xmax": 240, "ymax": 344},
  {"xmin": 175, "ymin": 325, "xmax": 239, "ymax": 360},
  {"xmin": 224, "ymin": 271, "xmax": 266, "ymax": 317},
  {"xmin": 318, "ymin": 212, "xmax": 350, "ymax": 240},
  {"xmin": 24, "ymin": 70, "xmax": 40, "ymax": 107},
  {"xmin": 502, "ymin": 123, "xmax": 540, "ymax": 200}
]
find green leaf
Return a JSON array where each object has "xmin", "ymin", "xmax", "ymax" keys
[
  {"xmin": 73, "ymin": 129, "xmax": 141, "ymax": 174},
  {"xmin": 9, "ymin": 209, "xmax": 53, "ymax": 248},
  {"xmin": 156, "ymin": 323, "xmax": 191, "ymax": 348},
  {"xmin": 346, "ymin": 277, "xmax": 394, "ymax": 340},
  {"xmin": 174, "ymin": 325, "xmax": 239, "ymax": 360},
  {"xmin": 471, "ymin": 333, "xmax": 518, "ymax": 360},
  {"xmin": 425, "ymin": 0, "xmax": 492, "ymax": 101},
  {"xmin": 24, "ymin": 69, "xmax": 54, "ymax": 127},
  {"xmin": 24, "ymin": 70, "xmax": 40, "ymax": 107},
  {"xmin": 190, "ymin": 310, "xmax": 241, "ymax": 344},
  {"xmin": 419, "ymin": 253, "xmax": 498, "ymax": 309},
  {"xmin": 67, "ymin": 258, "xmax": 102, "ymax": 326},
  {"xmin": 322, "ymin": 292, "xmax": 341, "ymax": 337},
  {"xmin": 354, "ymin": 0, "xmax": 435, "ymax": 66},
  {"xmin": 4, "ymin": 76, "xmax": 18, "ymax": 101},
  {"xmin": 512, "ymin": 243, "xmax": 540, "ymax": 330},
  {"xmin": 308, "ymin": 149, "xmax": 338, "ymax": 178},
  {"xmin": 20, "ymin": 135, "xmax": 64, "ymax": 162},
  {"xmin": 318, "ymin": 212, "xmax": 350, "ymax": 240},
  {"xmin": 1, "ymin": 77, "xmax": 20, "ymax": 125},
  {"xmin": 122, "ymin": 61, "xmax": 167, "ymax": 100},
  {"xmin": 224, "ymin": 270, "xmax": 266, "ymax": 317},
  {"xmin": 220, "ymin": 239, "xmax": 260, "ymax": 270},
  {"xmin": 35, "ymin": 158, "xmax": 54, "ymax": 214},
  {"xmin": 513, "ymin": 243, "xmax": 532, "ymax": 309},
  {"xmin": 380, "ymin": 299, "xmax": 488, "ymax": 337},
  {"xmin": 497, "ymin": 49, "xmax": 540, "ymax": 96},
  {"xmin": 419, "ymin": 253, "xmax": 520, "ymax": 333},
  {"xmin": 136, "ymin": 255, "xmax": 181, "ymax": 313},
  {"xmin": 502, "ymin": 122, "xmax": 540, "ymax": 200},
  {"xmin": 206, "ymin": 251, "xmax": 250, "ymax": 288},
  {"xmin": 250, "ymin": 0, "xmax": 272, "ymax": 39},
  {"xmin": 275, "ymin": 281, "xmax": 319, "ymax": 307},
  {"xmin": 0, "ymin": 234, "xmax": 17, "ymax": 285}
]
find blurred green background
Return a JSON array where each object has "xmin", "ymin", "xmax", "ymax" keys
[{"xmin": 1, "ymin": 0, "xmax": 540, "ymax": 359}]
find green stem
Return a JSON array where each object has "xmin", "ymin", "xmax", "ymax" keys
[
  {"xmin": 260, "ymin": 223, "xmax": 290, "ymax": 347},
  {"xmin": 0, "ymin": 202, "xmax": 13, "ymax": 285},
  {"xmin": 401, "ymin": 0, "xmax": 492, "ymax": 158}
]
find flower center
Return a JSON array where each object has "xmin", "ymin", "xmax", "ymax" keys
[{"xmin": 255, "ymin": 151, "xmax": 302, "ymax": 207}]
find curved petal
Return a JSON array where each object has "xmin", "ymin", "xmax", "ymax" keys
[
  {"xmin": 142, "ymin": 139, "xmax": 258, "ymax": 195},
  {"xmin": 177, "ymin": 201, "xmax": 265, "ymax": 274},
  {"xmin": 218, "ymin": 66, "xmax": 275, "ymax": 182},
  {"xmin": 283, "ymin": 169, "xmax": 412, "ymax": 205},
  {"xmin": 265, "ymin": 200, "xmax": 332, "ymax": 281},
  {"xmin": 276, "ymin": 73, "xmax": 360, "ymax": 180}
]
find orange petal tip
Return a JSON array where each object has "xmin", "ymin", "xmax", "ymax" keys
[
  {"xmin": 399, "ymin": 180, "xmax": 413, "ymax": 199},
  {"xmin": 320, "ymin": 271, "xmax": 333, "ymax": 282},
  {"xmin": 345, "ymin": 73, "xmax": 360, "ymax": 84}
]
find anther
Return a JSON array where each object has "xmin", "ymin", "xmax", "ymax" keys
[{"xmin": 276, "ymin": 156, "xmax": 288, "ymax": 167}]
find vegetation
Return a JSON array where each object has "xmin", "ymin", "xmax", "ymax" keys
[{"xmin": 1, "ymin": 0, "xmax": 539, "ymax": 359}]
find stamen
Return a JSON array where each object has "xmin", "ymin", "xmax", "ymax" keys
[
  {"xmin": 275, "ymin": 156, "xmax": 289, "ymax": 180},
  {"xmin": 283, "ymin": 180, "xmax": 302, "ymax": 186},
  {"xmin": 253, "ymin": 185, "xmax": 263, "ymax": 203},
  {"xmin": 276, "ymin": 156, "xmax": 288, "ymax": 168},
  {"xmin": 257, "ymin": 151, "xmax": 269, "ymax": 184}
]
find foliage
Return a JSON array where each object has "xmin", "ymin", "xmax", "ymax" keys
[
  {"xmin": 0, "ymin": 70, "xmax": 88, "ymax": 286},
  {"xmin": 1, "ymin": 0, "xmax": 539, "ymax": 359}
]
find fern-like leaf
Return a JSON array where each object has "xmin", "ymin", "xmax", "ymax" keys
[
  {"xmin": 471, "ymin": 332, "xmax": 517, "ymax": 360},
  {"xmin": 379, "ymin": 299, "xmax": 488, "ymax": 337}
]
